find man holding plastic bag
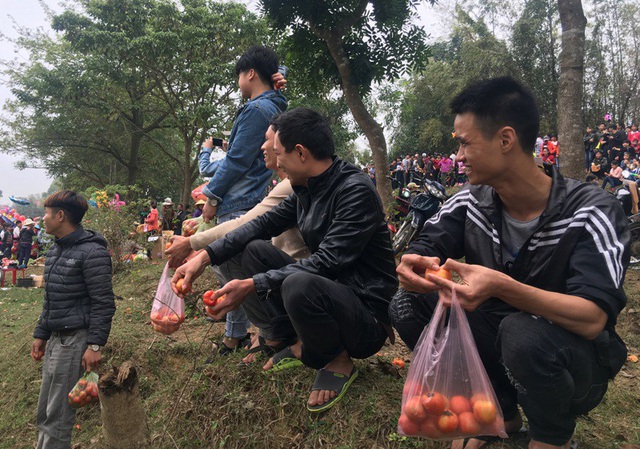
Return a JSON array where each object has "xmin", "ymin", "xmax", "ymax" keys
[
  {"xmin": 30, "ymin": 190, "xmax": 115, "ymax": 449},
  {"xmin": 390, "ymin": 77, "xmax": 629, "ymax": 449}
]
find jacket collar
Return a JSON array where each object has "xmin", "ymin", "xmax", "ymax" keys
[
  {"xmin": 55, "ymin": 226, "xmax": 84, "ymax": 246},
  {"xmin": 473, "ymin": 167, "xmax": 567, "ymax": 224},
  {"xmin": 306, "ymin": 156, "xmax": 340, "ymax": 193}
]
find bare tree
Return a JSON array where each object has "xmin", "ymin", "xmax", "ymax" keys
[{"xmin": 557, "ymin": 0, "xmax": 587, "ymax": 180}]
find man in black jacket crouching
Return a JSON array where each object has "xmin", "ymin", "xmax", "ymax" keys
[
  {"xmin": 31, "ymin": 190, "xmax": 115, "ymax": 449},
  {"xmin": 173, "ymin": 107, "xmax": 397, "ymax": 412}
]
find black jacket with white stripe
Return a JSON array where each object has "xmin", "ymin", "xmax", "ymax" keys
[{"xmin": 407, "ymin": 170, "xmax": 630, "ymax": 328}]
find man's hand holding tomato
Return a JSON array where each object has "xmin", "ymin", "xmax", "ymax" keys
[
  {"xmin": 203, "ymin": 279, "xmax": 255, "ymax": 320},
  {"xmin": 171, "ymin": 250, "xmax": 209, "ymax": 297},
  {"xmin": 166, "ymin": 235, "xmax": 195, "ymax": 269},
  {"xmin": 397, "ymin": 254, "xmax": 444, "ymax": 293},
  {"xmin": 427, "ymin": 259, "xmax": 505, "ymax": 312}
]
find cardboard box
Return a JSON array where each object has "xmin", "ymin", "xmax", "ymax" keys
[
  {"xmin": 31, "ymin": 275, "xmax": 45, "ymax": 288},
  {"xmin": 149, "ymin": 235, "xmax": 171, "ymax": 260}
]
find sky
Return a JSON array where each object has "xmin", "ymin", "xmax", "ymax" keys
[{"xmin": 0, "ymin": 0, "xmax": 444, "ymax": 200}]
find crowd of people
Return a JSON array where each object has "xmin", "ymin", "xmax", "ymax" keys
[
  {"xmin": 584, "ymin": 123, "xmax": 640, "ymax": 190},
  {"xmin": 389, "ymin": 152, "xmax": 467, "ymax": 190},
  {"xmin": 27, "ymin": 44, "xmax": 631, "ymax": 449},
  {"xmin": 1, "ymin": 217, "xmax": 52, "ymax": 268}
]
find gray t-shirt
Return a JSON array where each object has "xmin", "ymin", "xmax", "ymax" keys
[{"xmin": 501, "ymin": 211, "xmax": 540, "ymax": 263}]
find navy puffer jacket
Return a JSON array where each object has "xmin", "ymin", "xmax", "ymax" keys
[{"xmin": 33, "ymin": 226, "xmax": 115, "ymax": 346}]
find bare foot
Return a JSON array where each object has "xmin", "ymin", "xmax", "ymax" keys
[
  {"xmin": 307, "ymin": 350, "xmax": 353, "ymax": 407},
  {"xmin": 452, "ymin": 413, "xmax": 524, "ymax": 449},
  {"xmin": 262, "ymin": 340, "xmax": 302, "ymax": 370}
]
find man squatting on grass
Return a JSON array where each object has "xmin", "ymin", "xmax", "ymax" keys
[
  {"xmin": 31, "ymin": 191, "xmax": 115, "ymax": 449},
  {"xmin": 390, "ymin": 77, "xmax": 629, "ymax": 449},
  {"xmin": 173, "ymin": 107, "xmax": 398, "ymax": 412}
]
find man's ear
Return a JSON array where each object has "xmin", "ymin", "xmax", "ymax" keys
[
  {"xmin": 498, "ymin": 126, "xmax": 517, "ymax": 154},
  {"xmin": 296, "ymin": 143, "xmax": 308, "ymax": 162},
  {"xmin": 247, "ymin": 68, "xmax": 256, "ymax": 81}
]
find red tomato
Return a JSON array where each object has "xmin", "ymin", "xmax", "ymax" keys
[
  {"xmin": 425, "ymin": 267, "xmax": 452, "ymax": 281},
  {"xmin": 78, "ymin": 379, "xmax": 87, "ymax": 388},
  {"xmin": 73, "ymin": 396, "xmax": 82, "ymax": 404},
  {"xmin": 176, "ymin": 278, "xmax": 191, "ymax": 294},
  {"xmin": 470, "ymin": 393, "xmax": 489, "ymax": 408},
  {"xmin": 421, "ymin": 392, "xmax": 447, "ymax": 416},
  {"xmin": 404, "ymin": 395, "xmax": 428, "ymax": 423},
  {"xmin": 437, "ymin": 410, "xmax": 459, "ymax": 433},
  {"xmin": 398, "ymin": 414, "xmax": 420, "ymax": 435},
  {"xmin": 473, "ymin": 400, "xmax": 497, "ymax": 424},
  {"xmin": 458, "ymin": 411, "xmax": 481, "ymax": 435},
  {"xmin": 202, "ymin": 290, "xmax": 216, "ymax": 306},
  {"xmin": 419, "ymin": 417, "xmax": 443, "ymax": 438},
  {"xmin": 393, "ymin": 358, "xmax": 406, "ymax": 368},
  {"xmin": 450, "ymin": 395, "xmax": 471, "ymax": 415},
  {"xmin": 216, "ymin": 294, "xmax": 226, "ymax": 305}
]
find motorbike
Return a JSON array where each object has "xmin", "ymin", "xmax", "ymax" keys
[
  {"xmin": 392, "ymin": 179, "xmax": 448, "ymax": 255},
  {"xmin": 387, "ymin": 185, "xmax": 418, "ymax": 234}
]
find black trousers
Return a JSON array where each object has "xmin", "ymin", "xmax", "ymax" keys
[
  {"xmin": 241, "ymin": 240, "xmax": 387, "ymax": 369},
  {"xmin": 389, "ymin": 288, "xmax": 611, "ymax": 446}
]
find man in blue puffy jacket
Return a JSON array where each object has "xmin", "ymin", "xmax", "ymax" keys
[{"xmin": 31, "ymin": 190, "xmax": 115, "ymax": 449}]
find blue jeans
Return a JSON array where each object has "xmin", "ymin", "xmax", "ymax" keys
[
  {"xmin": 213, "ymin": 211, "xmax": 250, "ymax": 339},
  {"xmin": 36, "ymin": 329, "xmax": 87, "ymax": 449},
  {"xmin": 389, "ymin": 289, "xmax": 616, "ymax": 446}
]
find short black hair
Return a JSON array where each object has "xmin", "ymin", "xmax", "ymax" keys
[
  {"xmin": 450, "ymin": 76, "xmax": 539, "ymax": 153},
  {"xmin": 272, "ymin": 107, "xmax": 335, "ymax": 160},
  {"xmin": 44, "ymin": 190, "xmax": 88, "ymax": 226},
  {"xmin": 235, "ymin": 46, "xmax": 278, "ymax": 85},
  {"xmin": 150, "ymin": 201, "xmax": 157, "ymax": 208}
]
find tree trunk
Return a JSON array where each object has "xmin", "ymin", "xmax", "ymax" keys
[
  {"xmin": 181, "ymin": 139, "xmax": 196, "ymax": 206},
  {"xmin": 557, "ymin": 0, "xmax": 587, "ymax": 180},
  {"xmin": 99, "ymin": 361, "xmax": 149, "ymax": 449},
  {"xmin": 323, "ymin": 34, "xmax": 394, "ymax": 212}
]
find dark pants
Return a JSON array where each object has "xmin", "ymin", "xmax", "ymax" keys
[
  {"xmin": 389, "ymin": 289, "xmax": 611, "ymax": 446},
  {"xmin": 602, "ymin": 176, "xmax": 622, "ymax": 189},
  {"xmin": 17, "ymin": 243, "xmax": 31, "ymax": 266},
  {"xmin": 241, "ymin": 240, "xmax": 387, "ymax": 369}
]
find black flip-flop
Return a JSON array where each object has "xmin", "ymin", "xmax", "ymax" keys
[
  {"xmin": 239, "ymin": 336, "xmax": 292, "ymax": 366},
  {"xmin": 307, "ymin": 367, "xmax": 359, "ymax": 413}
]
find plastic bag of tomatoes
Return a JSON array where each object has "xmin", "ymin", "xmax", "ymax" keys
[
  {"xmin": 150, "ymin": 263, "xmax": 185, "ymax": 335},
  {"xmin": 68, "ymin": 371, "xmax": 100, "ymax": 408},
  {"xmin": 398, "ymin": 287, "xmax": 508, "ymax": 441}
]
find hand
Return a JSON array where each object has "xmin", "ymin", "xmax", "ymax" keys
[
  {"xmin": 396, "ymin": 254, "xmax": 442, "ymax": 293},
  {"xmin": 31, "ymin": 338, "xmax": 46, "ymax": 361},
  {"xmin": 204, "ymin": 278, "xmax": 255, "ymax": 320},
  {"xmin": 166, "ymin": 235, "xmax": 194, "ymax": 269},
  {"xmin": 203, "ymin": 137, "xmax": 214, "ymax": 150},
  {"xmin": 171, "ymin": 250, "xmax": 210, "ymax": 297},
  {"xmin": 82, "ymin": 348, "xmax": 102, "ymax": 372},
  {"xmin": 426, "ymin": 259, "xmax": 503, "ymax": 311},
  {"xmin": 272, "ymin": 72, "xmax": 287, "ymax": 90},
  {"xmin": 202, "ymin": 201, "xmax": 217, "ymax": 223},
  {"xmin": 222, "ymin": 140, "xmax": 228, "ymax": 152}
]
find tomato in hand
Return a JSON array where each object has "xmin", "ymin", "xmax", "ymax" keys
[
  {"xmin": 425, "ymin": 267, "xmax": 452, "ymax": 281},
  {"xmin": 202, "ymin": 290, "xmax": 216, "ymax": 306}
]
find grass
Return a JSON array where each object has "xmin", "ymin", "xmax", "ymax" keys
[{"xmin": 0, "ymin": 260, "xmax": 638, "ymax": 449}]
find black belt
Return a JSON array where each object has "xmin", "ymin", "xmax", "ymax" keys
[{"xmin": 52, "ymin": 329, "xmax": 79, "ymax": 337}]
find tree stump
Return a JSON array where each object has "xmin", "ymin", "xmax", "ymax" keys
[{"xmin": 99, "ymin": 361, "xmax": 149, "ymax": 449}]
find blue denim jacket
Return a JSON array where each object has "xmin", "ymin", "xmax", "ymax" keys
[{"xmin": 200, "ymin": 90, "xmax": 287, "ymax": 216}]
